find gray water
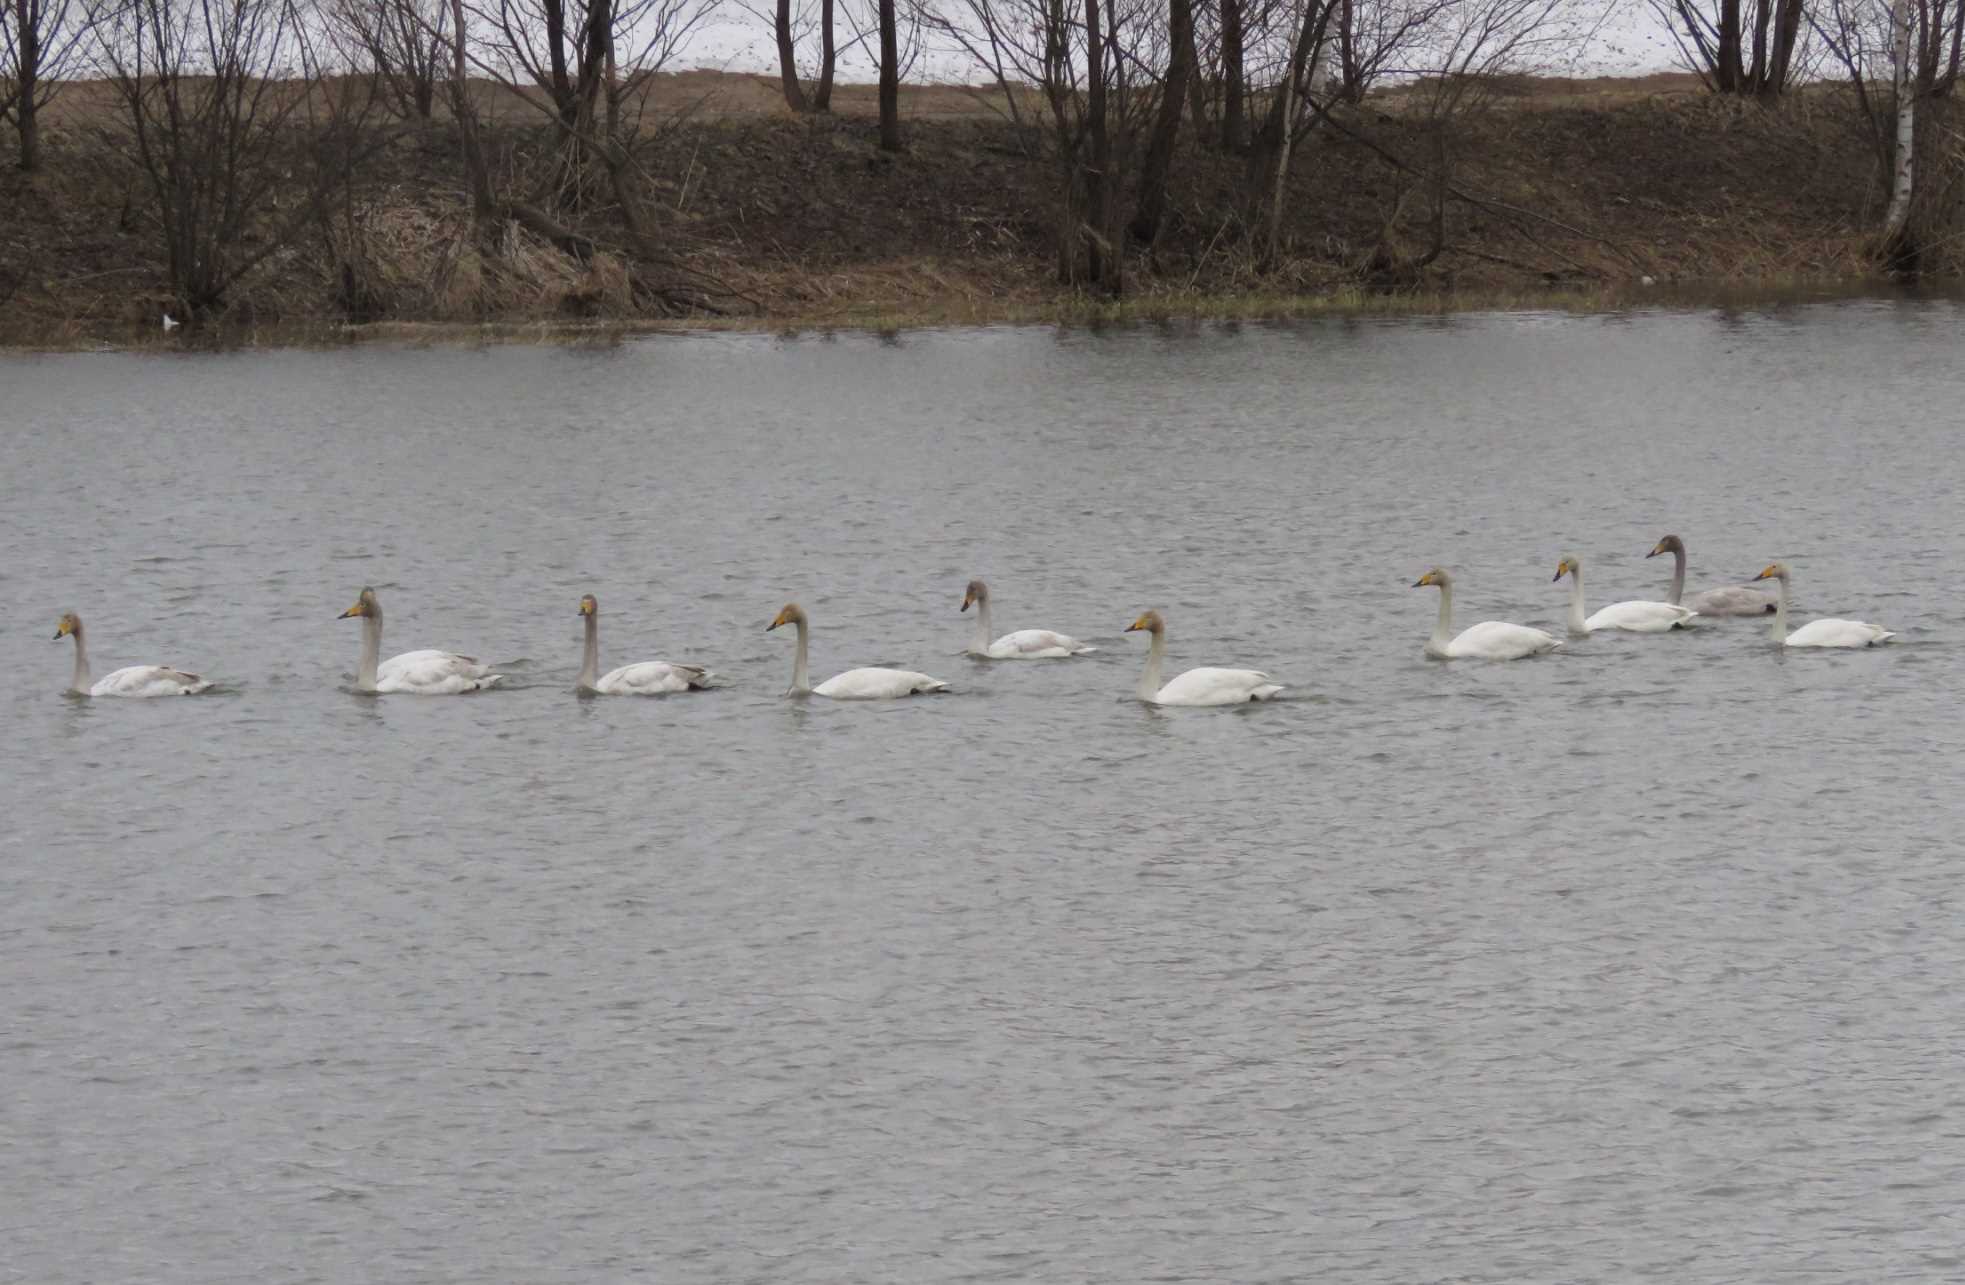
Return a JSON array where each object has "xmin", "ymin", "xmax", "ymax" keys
[{"xmin": 4, "ymin": 302, "xmax": 1963, "ymax": 1283}]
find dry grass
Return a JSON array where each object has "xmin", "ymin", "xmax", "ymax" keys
[{"xmin": 3, "ymin": 70, "xmax": 1957, "ymax": 347}]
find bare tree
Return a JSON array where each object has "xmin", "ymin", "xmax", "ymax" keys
[
  {"xmin": 98, "ymin": 0, "xmax": 389, "ymax": 315},
  {"xmin": 748, "ymin": 0, "xmax": 835, "ymax": 111},
  {"xmin": 2, "ymin": 0, "xmax": 103, "ymax": 170},
  {"xmin": 878, "ymin": 0, "xmax": 897, "ymax": 146},
  {"xmin": 1648, "ymin": 0, "xmax": 1809, "ymax": 97},
  {"xmin": 325, "ymin": 0, "xmax": 451, "ymax": 120},
  {"xmin": 476, "ymin": 0, "xmax": 711, "ymax": 133}
]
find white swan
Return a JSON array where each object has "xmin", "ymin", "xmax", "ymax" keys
[
  {"xmin": 961, "ymin": 579, "xmax": 1095, "ymax": 658},
  {"xmin": 1555, "ymin": 555, "xmax": 1698, "ymax": 635},
  {"xmin": 1124, "ymin": 610, "xmax": 1282, "ymax": 705},
  {"xmin": 1649, "ymin": 534, "xmax": 1777, "ymax": 616},
  {"xmin": 338, "ymin": 587, "xmax": 502, "ymax": 694},
  {"xmin": 768, "ymin": 602, "xmax": 949, "ymax": 699},
  {"xmin": 53, "ymin": 612, "xmax": 211, "ymax": 696},
  {"xmin": 1750, "ymin": 564, "xmax": 1895, "ymax": 648},
  {"xmin": 1413, "ymin": 569, "xmax": 1561, "ymax": 660},
  {"xmin": 576, "ymin": 594, "xmax": 714, "ymax": 694}
]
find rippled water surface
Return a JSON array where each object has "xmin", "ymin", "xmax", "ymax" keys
[{"xmin": 5, "ymin": 302, "xmax": 1964, "ymax": 1283}]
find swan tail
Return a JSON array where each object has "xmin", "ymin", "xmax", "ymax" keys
[
  {"xmin": 919, "ymin": 679, "xmax": 951, "ymax": 694},
  {"xmin": 1072, "ymin": 645, "xmax": 1099, "ymax": 654},
  {"xmin": 472, "ymin": 674, "xmax": 505, "ymax": 691},
  {"xmin": 1874, "ymin": 631, "xmax": 1897, "ymax": 644},
  {"xmin": 1250, "ymin": 684, "xmax": 1285, "ymax": 701}
]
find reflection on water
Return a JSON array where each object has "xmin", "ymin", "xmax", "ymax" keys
[{"xmin": 3, "ymin": 298, "xmax": 1963, "ymax": 1283}]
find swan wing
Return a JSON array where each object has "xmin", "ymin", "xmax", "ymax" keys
[
  {"xmin": 1584, "ymin": 600, "xmax": 1699, "ymax": 633},
  {"xmin": 91, "ymin": 665, "xmax": 211, "ymax": 697},
  {"xmin": 986, "ymin": 629, "xmax": 1096, "ymax": 658},
  {"xmin": 813, "ymin": 667, "xmax": 950, "ymax": 700},
  {"xmin": 1447, "ymin": 622, "xmax": 1562, "ymax": 660},
  {"xmin": 595, "ymin": 661, "xmax": 714, "ymax": 694},
  {"xmin": 1786, "ymin": 618, "xmax": 1895, "ymax": 648},
  {"xmin": 1685, "ymin": 584, "xmax": 1778, "ymax": 616},
  {"xmin": 1152, "ymin": 667, "xmax": 1284, "ymax": 706},
  {"xmin": 376, "ymin": 649, "xmax": 502, "ymax": 694}
]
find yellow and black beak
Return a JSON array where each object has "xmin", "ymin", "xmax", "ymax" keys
[
  {"xmin": 1125, "ymin": 614, "xmax": 1148, "ymax": 632},
  {"xmin": 338, "ymin": 602, "xmax": 365, "ymax": 619},
  {"xmin": 1646, "ymin": 543, "xmax": 1664, "ymax": 558},
  {"xmin": 1751, "ymin": 565, "xmax": 1777, "ymax": 582},
  {"xmin": 1412, "ymin": 572, "xmax": 1436, "ymax": 588},
  {"xmin": 960, "ymin": 593, "xmax": 974, "ymax": 613}
]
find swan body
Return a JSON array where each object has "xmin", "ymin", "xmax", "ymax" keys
[
  {"xmin": 1649, "ymin": 535, "xmax": 1777, "ymax": 616},
  {"xmin": 54, "ymin": 612, "xmax": 211, "ymax": 696},
  {"xmin": 769, "ymin": 603, "xmax": 949, "ymax": 699},
  {"xmin": 961, "ymin": 579, "xmax": 1094, "ymax": 658},
  {"xmin": 1125, "ymin": 610, "xmax": 1282, "ymax": 705},
  {"xmin": 1555, "ymin": 556, "xmax": 1697, "ymax": 635},
  {"xmin": 1752, "ymin": 564, "xmax": 1894, "ymax": 648},
  {"xmin": 1413, "ymin": 569, "xmax": 1562, "ymax": 660},
  {"xmin": 339, "ymin": 587, "xmax": 502, "ymax": 694},
  {"xmin": 577, "ymin": 594, "xmax": 713, "ymax": 694}
]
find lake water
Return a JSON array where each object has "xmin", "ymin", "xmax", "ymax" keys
[{"xmin": 4, "ymin": 300, "xmax": 1963, "ymax": 1283}]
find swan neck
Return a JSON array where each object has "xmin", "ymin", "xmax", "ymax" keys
[
  {"xmin": 1771, "ymin": 577, "xmax": 1788, "ymax": 641},
  {"xmin": 69, "ymin": 624, "xmax": 91, "ymax": 693},
  {"xmin": 790, "ymin": 617, "xmax": 811, "ymax": 694},
  {"xmin": 578, "ymin": 612, "xmax": 600, "ymax": 689},
  {"xmin": 1432, "ymin": 582, "xmax": 1453, "ymax": 648},
  {"xmin": 972, "ymin": 598, "xmax": 992, "ymax": 653},
  {"xmin": 1137, "ymin": 628, "xmax": 1165, "ymax": 700},
  {"xmin": 1566, "ymin": 569, "xmax": 1587, "ymax": 635},
  {"xmin": 1668, "ymin": 549, "xmax": 1686, "ymax": 606},
  {"xmin": 358, "ymin": 611, "xmax": 382, "ymax": 691}
]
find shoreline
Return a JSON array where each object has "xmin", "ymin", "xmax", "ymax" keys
[{"xmin": 2, "ymin": 276, "xmax": 1946, "ymax": 354}]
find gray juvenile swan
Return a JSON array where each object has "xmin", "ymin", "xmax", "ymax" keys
[
  {"xmin": 1648, "ymin": 534, "xmax": 1777, "ymax": 616},
  {"xmin": 338, "ymin": 587, "xmax": 502, "ymax": 694},
  {"xmin": 53, "ymin": 611, "xmax": 211, "ymax": 696},
  {"xmin": 961, "ymin": 579, "xmax": 1095, "ymax": 658},
  {"xmin": 576, "ymin": 594, "xmax": 714, "ymax": 694}
]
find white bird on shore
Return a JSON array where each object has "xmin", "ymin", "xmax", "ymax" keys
[{"xmin": 161, "ymin": 312, "xmax": 180, "ymax": 331}]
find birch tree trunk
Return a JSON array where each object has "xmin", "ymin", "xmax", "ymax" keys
[{"xmin": 1881, "ymin": 0, "xmax": 1916, "ymax": 255}]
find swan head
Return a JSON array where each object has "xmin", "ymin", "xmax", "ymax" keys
[
  {"xmin": 1648, "ymin": 535, "xmax": 1684, "ymax": 559},
  {"xmin": 578, "ymin": 594, "xmax": 598, "ymax": 618},
  {"xmin": 1125, "ymin": 610, "xmax": 1165, "ymax": 636},
  {"xmin": 767, "ymin": 603, "xmax": 806, "ymax": 632},
  {"xmin": 961, "ymin": 579, "xmax": 989, "ymax": 612},
  {"xmin": 338, "ymin": 587, "xmax": 378, "ymax": 620},
  {"xmin": 1751, "ymin": 563, "xmax": 1790, "ymax": 583},
  {"xmin": 1554, "ymin": 556, "xmax": 1581, "ymax": 583},
  {"xmin": 53, "ymin": 611, "xmax": 80, "ymax": 641},
  {"xmin": 1412, "ymin": 568, "xmax": 1451, "ymax": 590}
]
